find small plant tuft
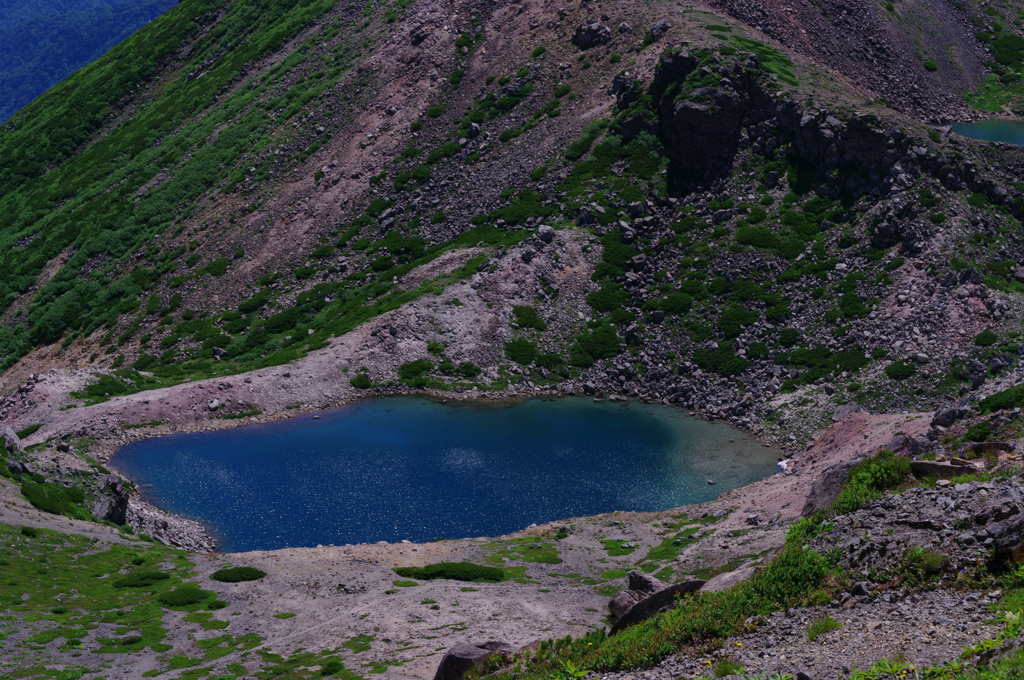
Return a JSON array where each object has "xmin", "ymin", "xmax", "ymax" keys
[{"xmin": 807, "ymin": 615, "xmax": 842, "ymax": 640}]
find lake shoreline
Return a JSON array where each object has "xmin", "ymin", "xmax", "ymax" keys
[
  {"xmin": 950, "ymin": 118, "xmax": 1024, "ymax": 146},
  {"xmin": 106, "ymin": 390, "xmax": 780, "ymax": 553}
]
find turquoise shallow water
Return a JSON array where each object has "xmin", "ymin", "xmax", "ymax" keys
[
  {"xmin": 952, "ymin": 120, "xmax": 1024, "ymax": 146},
  {"xmin": 110, "ymin": 397, "xmax": 780, "ymax": 552}
]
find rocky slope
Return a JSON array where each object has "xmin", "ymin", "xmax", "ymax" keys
[{"xmin": 0, "ymin": 0, "xmax": 1022, "ymax": 454}]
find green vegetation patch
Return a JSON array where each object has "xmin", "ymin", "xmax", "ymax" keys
[
  {"xmin": 14, "ymin": 423, "xmax": 41, "ymax": 439},
  {"xmin": 807, "ymin": 615, "xmax": 842, "ymax": 640},
  {"xmin": 210, "ymin": 566, "xmax": 266, "ymax": 582},
  {"xmin": 20, "ymin": 481, "xmax": 89, "ymax": 519},
  {"xmin": 513, "ymin": 305, "xmax": 548, "ymax": 330},
  {"xmin": 157, "ymin": 583, "xmax": 216, "ymax": 608},
  {"xmin": 393, "ymin": 562, "xmax": 505, "ymax": 583},
  {"xmin": 979, "ymin": 384, "xmax": 1024, "ymax": 413},
  {"xmin": 601, "ymin": 539, "xmax": 637, "ymax": 557},
  {"xmin": 486, "ymin": 536, "xmax": 563, "ymax": 565},
  {"xmin": 114, "ymin": 571, "xmax": 171, "ymax": 588},
  {"xmin": 814, "ymin": 450, "xmax": 911, "ymax": 519}
]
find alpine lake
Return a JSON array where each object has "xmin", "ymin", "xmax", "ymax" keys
[
  {"xmin": 110, "ymin": 397, "xmax": 780, "ymax": 552},
  {"xmin": 952, "ymin": 119, "xmax": 1024, "ymax": 146}
]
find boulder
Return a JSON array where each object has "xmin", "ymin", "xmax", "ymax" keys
[
  {"xmin": 3, "ymin": 427, "xmax": 21, "ymax": 453},
  {"xmin": 536, "ymin": 225, "xmax": 554, "ymax": 243},
  {"xmin": 699, "ymin": 566, "xmax": 758, "ymax": 593},
  {"xmin": 910, "ymin": 460, "xmax": 970, "ymax": 480},
  {"xmin": 572, "ymin": 21, "xmax": 611, "ymax": 49},
  {"xmin": 801, "ymin": 460, "xmax": 858, "ymax": 517},
  {"xmin": 610, "ymin": 580, "xmax": 705, "ymax": 634},
  {"xmin": 608, "ymin": 590, "xmax": 642, "ymax": 619},
  {"xmin": 970, "ymin": 441, "xmax": 1013, "ymax": 456},
  {"xmin": 627, "ymin": 569, "xmax": 664, "ymax": 594},
  {"xmin": 8, "ymin": 460, "xmax": 30, "ymax": 476},
  {"xmin": 434, "ymin": 642, "xmax": 515, "ymax": 680},
  {"xmin": 607, "ymin": 571, "xmax": 667, "ymax": 620},
  {"xmin": 649, "ymin": 19, "xmax": 672, "ymax": 41},
  {"xmin": 92, "ymin": 475, "xmax": 129, "ymax": 525},
  {"xmin": 886, "ymin": 432, "xmax": 925, "ymax": 454},
  {"xmin": 832, "ymin": 403, "xmax": 867, "ymax": 422}
]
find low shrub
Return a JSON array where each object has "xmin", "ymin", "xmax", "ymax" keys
[
  {"xmin": 779, "ymin": 328, "xmax": 800, "ymax": 346},
  {"xmin": 210, "ymin": 567, "xmax": 266, "ymax": 583},
  {"xmin": 513, "ymin": 305, "xmax": 548, "ymax": 331},
  {"xmin": 884, "ymin": 360, "xmax": 916, "ymax": 380},
  {"xmin": 587, "ymin": 286, "xmax": 629, "ymax": 313},
  {"xmin": 571, "ymin": 324, "xmax": 621, "ymax": 366},
  {"xmin": 20, "ymin": 481, "xmax": 86, "ymax": 516},
  {"xmin": 20, "ymin": 526, "xmax": 38, "ymax": 538},
  {"xmin": 392, "ymin": 562, "xmax": 505, "ymax": 583},
  {"xmin": 965, "ymin": 420, "xmax": 993, "ymax": 442},
  {"xmin": 505, "ymin": 338, "xmax": 539, "ymax": 365},
  {"xmin": 975, "ymin": 330, "xmax": 998, "ymax": 346},
  {"xmin": 321, "ymin": 659, "xmax": 344, "ymax": 676},
  {"xmin": 157, "ymin": 584, "xmax": 213, "ymax": 607},
  {"xmin": 350, "ymin": 373, "xmax": 372, "ymax": 389},
  {"xmin": 978, "ymin": 385, "xmax": 1024, "ymax": 412},
  {"xmin": 825, "ymin": 450, "xmax": 911, "ymax": 518},
  {"xmin": 398, "ymin": 359, "xmax": 433, "ymax": 382},
  {"xmin": 457, "ymin": 362, "xmax": 482, "ymax": 379},
  {"xmin": 14, "ymin": 424, "xmax": 41, "ymax": 439},
  {"xmin": 114, "ymin": 571, "xmax": 170, "ymax": 588},
  {"xmin": 717, "ymin": 305, "xmax": 759, "ymax": 338},
  {"xmin": 693, "ymin": 343, "xmax": 749, "ymax": 377}
]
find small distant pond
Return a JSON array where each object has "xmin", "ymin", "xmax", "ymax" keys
[
  {"xmin": 110, "ymin": 397, "xmax": 780, "ymax": 552},
  {"xmin": 951, "ymin": 120, "xmax": 1024, "ymax": 146}
]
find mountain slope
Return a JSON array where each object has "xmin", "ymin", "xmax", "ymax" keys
[
  {"xmin": 0, "ymin": 0, "xmax": 178, "ymax": 124},
  {"xmin": 0, "ymin": 0, "xmax": 1023, "ymax": 448}
]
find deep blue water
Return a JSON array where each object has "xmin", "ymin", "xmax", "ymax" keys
[
  {"xmin": 110, "ymin": 397, "xmax": 779, "ymax": 552},
  {"xmin": 952, "ymin": 120, "xmax": 1024, "ymax": 146}
]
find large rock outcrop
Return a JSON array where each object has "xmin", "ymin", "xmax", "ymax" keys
[{"xmin": 92, "ymin": 475, "xmax": 129, "ymax": 525}]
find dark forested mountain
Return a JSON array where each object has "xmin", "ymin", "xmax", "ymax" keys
[{"xmin": 0, "ymin": 0, "xmax": 177, "ymax": 123}]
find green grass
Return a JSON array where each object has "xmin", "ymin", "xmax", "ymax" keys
[
  {"xmin": 342, "ymin": 634, "xmax": 374, "ymax": 653},
  {"xmin": 807, "ymin": 615, "xmax": 842, "ymax": 640},
  {"xmin": 486, "ymin": 536, "xmax": 563, "ymax": 565},
  {"xmin": 601, "ymin": 539, "xmax": 637, "ymax": 556}
]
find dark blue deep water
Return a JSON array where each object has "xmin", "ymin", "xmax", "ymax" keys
[
  {"xmin": 952, "ymin": 120, "xmax": 1024, "ymax": 146},
  {"xmin": 110, "ymin": 398, "xmax": 779, "ymax": 552}
]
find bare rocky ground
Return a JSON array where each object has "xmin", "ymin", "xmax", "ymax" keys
[{"xmin": 1, "ymin": 406, "xmax": 954, "ymax": 679}]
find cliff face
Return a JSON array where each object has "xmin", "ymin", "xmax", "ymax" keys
[{"xmin": 639, "ymin": 48, "xmax": 1017, "ymax": 220}]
